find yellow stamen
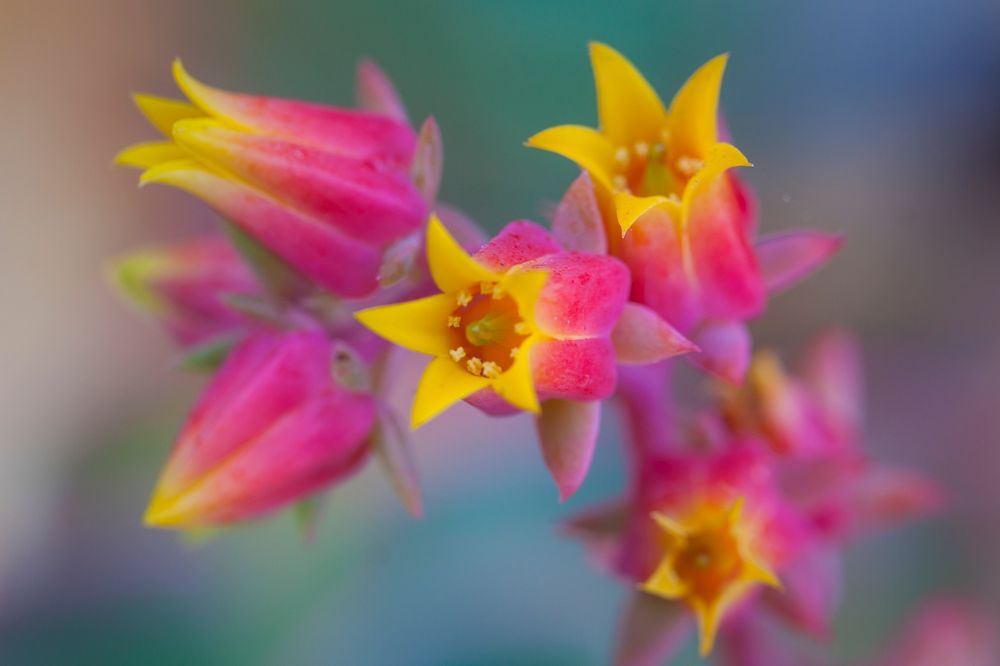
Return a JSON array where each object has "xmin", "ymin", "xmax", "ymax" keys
[
  {"xmin": 509, "ymin": 346, "xmax": 520, "ymax": 359},
  {"xmin": 677, "ymin": 156, "xmax": 705, "ymax": 176},
  {"xmin": 449, "ymin": 347, "xmax": 466, "ymax": 363},
  {"xmin": 481, "ymin": 361, "xmax": 502, "ymax": 379},
  {"xmin": 457, "ymin": 290, "xmax": 472, "ymax": 307},
  {"xmin": 514, "ymin": 322, "xmax": 529, "ymax": 335},
  {"xmin": 466, "ymin": 357, "xmax": 483, "ymax": 376},
  {"xmin": 614, "ymin": 146, "xmax": 630, "ymax": 165},
  {"xmin": 634, "ymin": 141, "xmax": 649, "ymax": 158},
  {"xmin": 447, "ymin": 316, "xmax": 462, "ymax": 328},
  {"xmin": 479, "ymin": 281, "xmax": 494, "ymax": 295}
]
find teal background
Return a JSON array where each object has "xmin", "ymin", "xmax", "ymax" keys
[{"xmin": 2, "ymin": 0, "xmax": 999, "ymax": 663}]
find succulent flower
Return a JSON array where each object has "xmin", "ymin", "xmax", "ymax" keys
[
  {"xmin": 531, "ymin": 45, "xmax": 841, "ymax": 382},
  {"xmin": 108, "ymin": 233, "xmax": 256, "ymax": 347},
  {"xmin": 357, "ymin": 215, "xmax": 689, "ymax": 499},
  {"xmin": 144, "ymin": 329, "xmax": 377, "ymax": 528},
  {"xmin": 117, "ymin": 60, "xmax": 430, "ymax": 298}
]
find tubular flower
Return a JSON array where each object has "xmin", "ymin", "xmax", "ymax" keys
[
  {"xmin": 117, "ymin": 60, "xmax": 428, "ymax": 298},
  {"xmin": 144, "ymin": 329, "xmax": 377, "ymax": 528},
  {"xmin": 532, "ymin": 46, "xmax": 841, "ymax": 382},
  {"xmin": 528, "ymin": 42, "xmax": 749, "ymax": 238},
  {"xmin": 108, "ymin": 233, "xmax": 256, "ymax": 347},
  {"xmin": 643, "ymin": 497, "xmax": 780, "ymax": 656},
  {"xmin": 356, "ymin": 214, "xmax": 644, "ymax": 499}
]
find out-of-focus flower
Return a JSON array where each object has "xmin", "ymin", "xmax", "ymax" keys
[
  {"xmin": 107, "ymin": 233, "xmax": 256, "ymax": 347},
  {"xmin": 357, "ymin": 215, "xmax": 685, "ymax": 499},
  {"xmin": 144, "ymin": 328, "xmax": 377, "ymax": 528},
  {"xmin": 117, "ymin": 60, "xmax": 429, "ymax": 298},
  {"xmin": 531, "ymin": 46, "xmax": 841, "ymax": 382},
  {"xmin": 642, "ymin": 496, "xmax": 781, "ymax": 656},
  {"xmin": 601, "ymin": 446, "xmax": 806, "ymax": 660}
]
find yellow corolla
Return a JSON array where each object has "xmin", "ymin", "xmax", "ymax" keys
[
  {"xmin": 356, "ymin": 215, "xmax": 548, "ymax": 429},
  {"xmin": 527, "ymin": 43, "xmax": 751, "ymax": 237},
  {"xmin": 642, "ymin": 498, "xmax": 780, "ymax": 656}
]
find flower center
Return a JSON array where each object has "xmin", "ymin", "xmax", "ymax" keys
[
  {"xmin": 672, "ymin": 525, "xmax": 743, "ymax": 603},
  {"xmin": 445, "ymin": 281, "xmax": 529, "ymax": 378},
  {"xmin": 611, "ymin": 130, "xmax": 703, "ymax": 200}
]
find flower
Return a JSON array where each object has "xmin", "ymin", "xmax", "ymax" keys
[
  {"xmin": 117, "ymin": 60, "xmax": 428, "ymax": 298},
  {"xmin": 531, "ymin": 45, "xmax": 841, "ymax": 383},
  {"xmin": 357, "ymin": 214, "xmax": 650, "ymax": 499},
  {"xmin": 356, "ymin": 214, "xmax": 632, "ymax": 427},
  {"xmin": 107, "ymin": 233, "xmax": 256, "ymax": 347},
  {"xmin": 144, "ymin": 328, "xmax": 377, "ymax": 528},
  {"xmin": 527, "ymin": 43, "xmax": 749, "ymax": 238},
  {"xmin": 643, "ymin": 496, "xmax": 781, "ymax": 656}
]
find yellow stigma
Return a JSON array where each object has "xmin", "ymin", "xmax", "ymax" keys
[{"xmin": 642, "ymin": 498, "xmax": 780, "ymax": 656}]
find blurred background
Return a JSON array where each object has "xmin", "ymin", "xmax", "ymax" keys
[{"xmin": 2, "ymin": 0, "xmax": 999, "ymax": 663}]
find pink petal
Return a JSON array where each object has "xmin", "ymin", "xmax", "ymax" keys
[
  {"xmin": 523, "ymin": 251, "xmax": 630, "ymax": 337},
  {"xmin": 473, "ymin": 220, "xmax": 561, "ymax": 273},
  {"xmin": 532, "ymin": 337, "xmax": 618, "ymax": 402},
  {"xmin": 179, "ymin": 63, "xmax": 415, "ymax": 165},
  {"xmin": 801, "ymin": 328, "xmax": 864, "ymax": 442},
  {"xmin": 611, "ymin": 303, "xmax": 698, "ymax": 365},
  {"xmin": 756, "ymin": 230, "xmax": 843, "ymax": 294},
  {"xmin": 535, "ymin": 399, "xmax": 601, "ymax": 501},
  {"xmin": 355, "ymin": 58, "xmax": 409, "ymax": 123},
  {"xmin": 146, "ymin": 165, "xmax": 383, "ymax": 297},
  {"xmin": 688, "ymin": 320, "xmax": 751, "ymax": 384},
  {"xmin": 410, "ymin": 116, "xmax": 443, "ymax": 203},
  {"xmin": 173, "ymin": 121, "xmax": 427, "ymax": 247},
  {"xmin": 612, "ymin": 591, "xmax": 692, "ymax": 666},
  {"xmin": 552, "ymin": 171, "xmax": 608, "ymax": 254},
  {"xmin": 763, "ymin": 543, "xmax": 843, "ymax": 637}
]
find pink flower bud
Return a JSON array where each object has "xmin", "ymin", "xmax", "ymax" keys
[
  {"xmin": 108, "ymin": 234, "xmax": 256, "ymax": 347},
  {"xmin": 145, "ymin": 329, "xmax": 376, "ymax": 528}
]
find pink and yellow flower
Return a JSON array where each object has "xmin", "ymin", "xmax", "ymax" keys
[
  {"xmin": 144, "ymin": 328, "xmax": 376, "ymax": 528},
  {"xmin": 356, "ymin": 215, "xmax": 654, "ymax": 498},
  {"xmin": 117, "ymin": 60, "xmax": 428, "ymax": 298},
  {"xmin": 108, "ymin": 233, "xmax": 256, "ymax": 347},
  {"xmin": 531, "ymin": 45, "xmax": 840, "ymax": 382}
]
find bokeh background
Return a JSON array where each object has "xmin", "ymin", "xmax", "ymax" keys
[{"xmin": 2, "ymin": 0, "xmax": 999, "ymax": 663}]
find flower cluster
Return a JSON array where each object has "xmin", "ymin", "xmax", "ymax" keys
[{"xmin": 113, "ymin": 45, "xmax": 943, "ymax": 660}]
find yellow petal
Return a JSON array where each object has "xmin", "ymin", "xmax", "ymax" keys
[
  {"xmin": 613, "ymin": 191, "xmax": 675, "ymax": 236},
  {"xmin": 680, "ymin": 142, "xmax": 751, "ymax": 223},
  {"xmin": 641, "ymin": 557, "xmax": 686, "ymax": 599},
  {"xmin": 490, "ymin": 335, "xmax": 540, "ymax": 414},
  {"xmin": 172, "ymin": 59, "xmax": 254, "ymax": 132},
  {"xmin": 354, "ymin": 294, "xmax": 456, "ymax": 357},
  {"xmin": 139, "ymin": 158, "xmax": 212, "ymax": 187},
  {"xmin": 651, "ymin": 511, "xmax": 687, "ymax": 539},
  {"xmin": 426, "ymin": 214, "xmax": 498, "ymax": 293},
  {"xmin": 668, "ymin": 54, "xmax": 728, "ymax": 161},
  {"xmin": 692, "ymin": 597, "xmax": 724, "ymax": 657},
  {"xmin": 589, "ymin": 42, "xmax": 668, "ymax": 147},
  {"xmin": 132, "ymin": 93, "xmax": 203, "ymax": 136},
  {"xmin": 115, "ymin": 141, "xmax": 188, "ymax": 169},
  {"xmin": 501, "ymin": 269, "xmax": 548, "ymax": 325},
  {"xmin": 525, "ymin": 125, "xmax": 616, "ymax": 190},
  {"xmin": 411, "ymin": 356, "xmax": 491, "ymax": 428}
]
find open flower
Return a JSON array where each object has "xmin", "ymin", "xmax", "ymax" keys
[
  {"xmin": 108, "ymin": 233, "xmax": 256, "ymax": 347},
  {"xmin": 528, "ymin": 43, "xmax": 749, "ymax": 238},
  {"xmin": 531, "ymin": 45, "xmax": 840, "ymax": 382},
  {"xmin": 117, "ymin": 60, "xmax": 428, "ymax": 298},
  {"xmin": 356, "ymin": 214, "xmax": 659, "ymax": 499},
  {"xmin": 144, "ymin": 328, "xmax": 377, "ymax": 528},
  {"xmin": 643, "ymin": 496, "xmax": 781, "ymax": 656}
]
